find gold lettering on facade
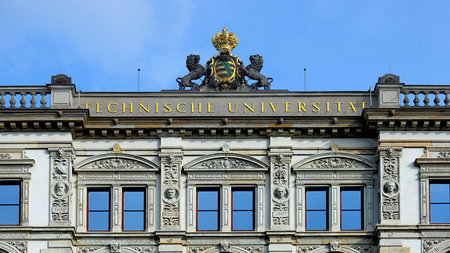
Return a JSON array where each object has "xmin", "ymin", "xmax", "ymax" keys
[
  {"xmin": 334, "ymin": 102, "xmax": 343, "ymax": 112},
  {"xmin": 139, "ymin": 103, "xmax": 150, "ymax": 113},
  {"xmin": 107, "ymin": 103, "xmax": 118, "ymax": 113},
  {"xmin": 208, "ymin": 102, "xmax": 215, "ymax": 113},
  {"xmin": 155, "ymin": 103, "xmax": 159, "ymax": 113},
  {"xmin": 261, "ymin": 102, "xmax": 264, "ymax": 112},
  {"xmin": 326, "ymin": 102, "xmax": 330, "ymax": 112},
  {"xmin": 312, "ymin": 102, "xmax": 320, "ymax": 112},
  {"xmin": 269, "ymin": 102, "xmax": 279, "ymax": 112},
  {"xmin": 360, "ymin": 102, "xmax": 367, "ymax": 109},
  {"xmin": 347, "ymin": 102, "xmax": 356, "ymax": 112},
  {"xmin": 228, "ymin": 103, "xmax": 238, "ymax": 113},
  {"xmin": 96, "ymin": 103, "xmax": 103, "ymax": 113},
  {"xmin": 84, "ymin": 103, "xmax": 90, "ymax": 109},
  {"xmin": 164, "ymin": 103, "xmax": 172, "ymax": 113},
  {"xmin": 177, "ymin": 103, "xmax": 186, "ymax": 113},
  {"xmin": 285, "ymin": 102, "xmax": 292, "ymax": 112},
  {"xmin": 191, "ymin": 103, "xmax": 201, "ymax": 113},
  {"xmin": 122, "ymin": 103, "xmax": 133, "ymax": 113},
  {"xmin": 298, "ymin": 102, "xmax": 306, "ymax": 112},
  {"xmin": 244, "ymin": 102, "xmax": 255, "ymax": 112}
]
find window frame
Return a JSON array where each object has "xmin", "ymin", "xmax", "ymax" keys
[
  {"xmin": 0, "ymin": 180, "xmax": 21, "ymax": 226},
  {"xmin": 305, "ymin": 187, "xmax": 329, "ymax": 231},
  {"xmin": 122, "ymin": 187, "xmax": 146, "ymax": 231},
  {"xmin": 87, "ymin": 188, "xmax": 111, "ymax": 232},
  {"xmin": 429, "ymin": 180, "xmax": 450, "ymax": 224},
  {"xmin": 231, "ymin": 187, "xmax": 255, "ymax": 231},
  {"xmin": 196, "ymin": 187, "xmax": 220, "ymax": 231},
  {"xmin": 340, "ymin": 187, "xmax": 364, "ymax": 231}
]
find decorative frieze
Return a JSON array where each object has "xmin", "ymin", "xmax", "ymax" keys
[
  {"xmin": 423, "ymin": 239, "xmax": 447, "ymax": 253},
  {"xmin": 188, "ymin": 243, "xmax": 263, "ymax": 253},
  {"xmin": 160, "ymin": 153, "xmax": 183, "ymax": 228},
  {"xmin": 270, "ymin": 153, "xmax": 292, "ymax": 228},
  {"xmin": 7, "ymin": 241, "xmax": 27, "ymax": 253},
  {"xmin": 379, "ymin": 147, "xmax": 402, "ymax": 221},
  {"xmin": 0, "ymin": 153, "xmax": 12, "ymax": 160},
  {"xmin": 49, "ymin": 147, "xmax": 74, "ymax": 225}
]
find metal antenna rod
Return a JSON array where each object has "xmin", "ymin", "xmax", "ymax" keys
[
  {"xmin": 303, "ymin": 68, "xmax": 307, "ymax": 91},
  {"xmin": 137, "ymin": 68, "xmax": 141, "ymax": 92}
]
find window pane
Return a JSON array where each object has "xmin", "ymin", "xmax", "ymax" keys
[
  {"xmin": 430, "ymin": 204, "xmax": 450, "ymax": 223},
  {"xmin": 124, "ymin": 191, "xmax": 144, "ymax": 210},
  {"xmin": 0, "ymin": 185, "xmax": 20, "ymax": 204},
  {"xmin": 89, "ymin": 191, "xmax": 109, "ymax": 211},
  {"xmin": 124, "ymin": 211, "xmax": 144, "ymax": 230},
  {"xmin": 341, "ymin": 190, "xmax": 361, "ymax": 210},
  {"xmin": 233, "ymin": 211, "xmax": 253, "ymax": 230},
  {"xmin": 342, "ymin": 210, "xmax": 362, "ymax": 230},
  {"xmin": 198, "ymin": 191, "xmax": 218, "ymax": 210},
  {"xmin": 88, "ymin": 211, "xmax": 109, "ymax": 230},
  {"xmin": 198, "ymin": 211, "xmax": 218, "ymax": 230},
  {"xmin": 233, "ymin": 190, "xmax": 253, "ymax": 210},
  {"xmin": 306, "ymin": 211, "xmax": 327, "ymax": 230},
  {"xmin": 0, "ymin": 206, "xmax": 19, "ymax": 225},
  {"xmin": 306, "ymin": 190, "xmax": 327, "ymax": 210},
  {"xmin": 430, "ymin": 183, "xmax": 450, "ymax": 203}
]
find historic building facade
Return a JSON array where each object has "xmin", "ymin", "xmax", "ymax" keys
[{"xmin": 0, "ymin": 29, "xmax": 449, "ymax": 253}]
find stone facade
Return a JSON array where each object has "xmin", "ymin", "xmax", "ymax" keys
[{"xmin": 0, "ymin": 74, "xmax": 449, "ymax": 253}]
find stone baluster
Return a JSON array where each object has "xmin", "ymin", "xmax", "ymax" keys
[
  {"xmin": 0, "ymin": 92, "xmax": 5, "ymax": 108},
  {"xmin": 9, "ymin": 92, "xmax": 16, "ymax": 108},
  {"xmin": 19, "ymin": 92, "xmax": 26, "ymax": 108},
  {"xmin": 413, "ymin": 91, "xmax": 420, "ymax": 106},
  {"xmin": 433, "ymin": 91, "xmax": 440, "ymax": 106},
  {"xmin": 423, "ymin": 91, "xmax": 430, "ymax": 106},
  {"xmin": 40, "ymin": 92, "xmax": 47, "ymax": 108},
  {"xmin": 30, "ymin": 92, "xmax": 37, "ymax": 108},
  {"xmin": 402, "ymin": 91, "xmax": 410, "ymax": 106},
  {"xmin": 444, "ymin": 92, "xmax": 450, "ymax": 106}
]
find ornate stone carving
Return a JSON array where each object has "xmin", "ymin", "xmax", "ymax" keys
[
  {"xmin": 79, "ymin": 246, "xmax": 102, "ymax": 253},
  {"xmin": 51, "ymin": 74, "xmax": 72, "ymax": 84},
  {"xmin": 220, "ymin": 241, "xmax": 231, "ymax": 253},
  {"xmin": 92, "ymin": 158, "xmax": 141, "ymax": 170},
  {"xmin": 329, "ymin": 241, "xmax": 341, "ymax": 252},
  {"xmin": 378, "ymin": 73, "xmax": 400, "ymax": 83},
  {"xmin": 201, "ymin": 158, "xmax": 251, "ymax": 169},
  {"xmin": 0, "ymin": 153, "xmax": 12, "ymax": 159},
  {"xmin": 270, "ymin": 153, "xmax": 292, "ymax": 227},
  {"xmin": 49, "ymin": 148, "xmax": 74, "ymax": 225},
  {"xmin": 189, "ymin": 246, "xmax": 213, "ymax": 253},
  {"xmin": 130, "ymin": 247, "xmax": 154, "ymax": 253},
  {"xmin": 160, "ymin": 153, "xmax": 183, "ymax": 228},
  {"xmin": 303, "ymin": 157, "xmax": 363, "ymax": 168},
  {"xmin": 298, "ymin": 246, "xmax": 319, "ymax": 253},
  {"xmin": 379, "ymin": 147, "xmax": 402, "ymax": 221},
  {"xmin": 423, "ymin": 239, "xmax": 445, "ymax": 253},
  {"xmin": 7, "ymin": 241, "xmax": 27, "ymax": 253},
  {"xmin": 437, "ymin": 151, "xmax": 450, "ymax": 158},
  {"xmin": 110, "ymin": 242, "xmax": 121, "ymax": 253}
]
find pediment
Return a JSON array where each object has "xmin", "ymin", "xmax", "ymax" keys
[
  {"xmin": 73, "ymin": 153, "xmax": 159, "ymax": 172},
  {"xmin": 293, "ymin": 152, "xmax": 375, "ymax": 170},
  {"xmin": 184, "ymin": 153, "xmax": 269, "ymax": 171}
]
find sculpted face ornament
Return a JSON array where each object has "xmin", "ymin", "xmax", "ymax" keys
[
  {"xmin": 274, "ymin": 186, "xmax": 289, "ymax": 202},
  {"xmin": 163, "ymin": 187, "xmax": 179, "ymax": 203},
  {"xmin": 54, "ymin": 182, "xmax": 67, "ymax": 197},
  {"xmin": 383, "ymin": 181, "xmax": 398, "ymax": 196},
  {"xmin": 177, "ymin": 27, "xmax": 273, "ymax": 91}
]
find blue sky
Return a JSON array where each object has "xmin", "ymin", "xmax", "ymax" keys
[{"xmin": 1, "ymin": 0, "xmax": 449, "ymax": 92}]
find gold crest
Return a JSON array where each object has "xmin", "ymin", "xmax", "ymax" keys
[{"xmin": 211, "ymin": 27, "xmax": 239, "ymax": 54}]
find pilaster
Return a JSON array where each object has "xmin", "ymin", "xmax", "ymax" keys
[
  {"xmin": 48, "ymin": 147, "xmax": 74, "ymax": 226},
  {"xmin": 378, "ymin": 147, "xmax": 402, "ymax": 224}
]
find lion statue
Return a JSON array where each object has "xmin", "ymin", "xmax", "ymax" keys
[
  {"xmin": 176, "ymin": 54, "xmax": 206, "ymax": 90},
  {"xmin": 245, "ymin": 54, "xmax": 273, "ymax": 90}
]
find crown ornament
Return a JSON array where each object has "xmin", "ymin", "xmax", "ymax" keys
[{"xmin": 211, "ymin": 27, "xmax": 239, "ymax": 54}]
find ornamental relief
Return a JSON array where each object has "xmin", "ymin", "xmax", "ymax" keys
[
  {"xmin": 423, "ymin": 239, "xmax": 450, "ymax": 253},
  {"xmin": 303, "ymin": 157, "xmax": 361, "ymax": 169},
  {"xmin": 160, "ymin": 153, "xmax": 182, "ymax": 228},
  {"xmin": 91, "ymin": 158, "xmax": 143, "ymax": 170},
  {"xmin": 379, "ymin": 148, "xmax": 402, "ymax": 221},
  {"xmin": 201, "ymin": 158, "xmax": 252, "ymax": 169},
  {"xmin": 188, "ymin": 244, "xmax": 263, "ymax": 253},
  {"xmin": 0, "ymin": 153, "xmax": 12, "ymax": 160},
  {"xmin": 270, "ymin": 154, "xmax": 292, "ymax": 226},
  {"xmin": 49, "ymin": 148, "xmax": 73, "ymax": 224}
]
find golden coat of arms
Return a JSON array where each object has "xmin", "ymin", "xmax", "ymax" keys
[{"xmin": 177, "ymin": 27, "xmax": 273, "ymax": 92}]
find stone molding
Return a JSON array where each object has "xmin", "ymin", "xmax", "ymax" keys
[
  {"xmin": 183, "ymin": 153, "xmax": 269, "ymax": 171},
  {"xmin": 74, "ymin": 152, "xmax": 158, "ymax": 232},
  {"xmin": 415, "ymin": 148, "xmax": 450, "ymax": 224},
  {"xmin": 0, "ymin": 149, "xmax": 34, "ymax": 226},
  {"xmin": 293, "ymin": 151, "xmax": 376, "ymax": 170},
  {"xmin": 73, "ymin": 153, "xmax": 159, "ymax": 172}
]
